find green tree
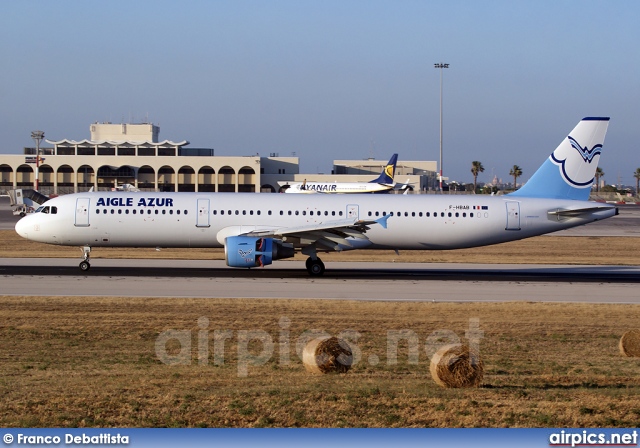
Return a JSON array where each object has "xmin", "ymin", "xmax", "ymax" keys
[
  {"xmin": 634, "ymin": 168, "xmax": 640, "ymax": 197},
  {"xmin": 595, "ymin": 167, "xmax": 604, "ymax": 192},
  {"xmin": 509, "ymin": 165, "xmax": 523, "ymax": 190},
  {"xmin": 470, "ymin": 161, "xmax": 484, "ymax": 194}
]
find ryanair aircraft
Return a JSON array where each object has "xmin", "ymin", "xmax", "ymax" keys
[
  {"xmin": 15, "ymin": 118, "xmax": 615, "ymax": 276},
  {"xmin": 280, "ymin": 154, "xmax": 398, "ymax": 194}
]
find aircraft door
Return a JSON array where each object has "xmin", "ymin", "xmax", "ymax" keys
[
  {"xmin": 505, "ymin": 201, "xmax": 521, "ymax": 230},
  {"xmin": 196, "ymin": 198, "xmax": 210, "ymax": 228},
  {"xmin": 347, "ymin": 204, "xmax": 359, "ymax": 220},
  {"xmin": 75, "ymin": 198, "xmax": 90, "ymax": 227}
]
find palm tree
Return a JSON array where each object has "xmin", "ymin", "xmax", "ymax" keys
[
  {"xmin": 595, "ymin": 167, "xmax": 604, "ymax": 192},
  {"xmin": 634, "ymin": 168, "xmax": 640, "ymax": 197},
  {"xmin": 509, "ymin": 165, "xmax": 523, "ymax": 191},
  {"xmin": 470, "ymin": 161, "xmax": 484, "ymax": 194}
]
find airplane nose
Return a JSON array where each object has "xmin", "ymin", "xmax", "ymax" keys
[{"xmin": 15, "ymin": 216, "xmax": 29, "ymax": 239}]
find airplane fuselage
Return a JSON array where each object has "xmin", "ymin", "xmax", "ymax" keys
[
  {"xmin": 283, "ymin": 182, "xmax": 392, "ymax": 194},
  {"xmin": 16, "ymin": 191, "xmax": 615, "ymax": 251}
]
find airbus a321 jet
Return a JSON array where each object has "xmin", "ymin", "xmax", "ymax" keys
[
  {"xmin": 280, "ymin": 154, "xmax": 398, "ymax": 194},
  {"xmin": 15, "ymin": 117, "xmax": 616, "ymax": 276}
]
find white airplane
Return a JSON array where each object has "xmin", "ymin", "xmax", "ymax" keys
[
  {"xmin": 280, "ymin": 154, "xmax": 398, "ymax": 194},
  {"xmin": 15, "ymin": 117, "xmax": 616, "ymax": 276}
]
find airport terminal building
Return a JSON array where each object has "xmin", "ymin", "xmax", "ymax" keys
[{"xmin": 0, "ymin": 123, "xmax": 437, "ymax": 195}]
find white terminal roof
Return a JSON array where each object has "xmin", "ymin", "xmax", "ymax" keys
[{"xmin": 45, "ymin": 139, "xmax": 189, "ymax": 147}]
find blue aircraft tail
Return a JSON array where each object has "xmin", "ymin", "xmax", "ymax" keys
[
  {"xmin": 369, "ymin": 153, "xmax": 398, "ymax": 186},
  {"xmin": 508, "ymin": 117, "xmax": 609, "ymax": 201}
]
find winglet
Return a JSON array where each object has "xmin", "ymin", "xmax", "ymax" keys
[{"xmin": 375, "ymin": 214, "xmax": 391, "ymax": 229}]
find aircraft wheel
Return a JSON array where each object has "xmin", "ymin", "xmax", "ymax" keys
[
  {"xmin": 79, "ymin": 261, "xmax": 91, "ymax": 272},
  {"xmin": 306, "ymin": 258, "xmax": 325, "ymax": 276}
]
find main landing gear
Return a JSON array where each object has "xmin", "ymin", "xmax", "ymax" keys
[
  {"xmin": 305, "ymin": 256, "xmax": 325, "ymax": 276},
  {"xmin": 79, "ymin": 246, "xmax": 91, "ymax": 271}
]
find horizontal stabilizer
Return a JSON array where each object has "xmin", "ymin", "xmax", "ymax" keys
[{"xmin": 547, "ymin": 205, "xmax": 617, "ymax": 221}]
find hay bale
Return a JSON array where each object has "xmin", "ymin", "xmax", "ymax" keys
[
  {"xmin": 619, "ymin": 330, "xmax": 640, "ymax": 357},
  {"xmin": 430, "ymin": 344, "xmax": 484, "ymax": 388},
  {"xmin": 302, "ymin": 336, "xmax": 353, "ymax": 374}
]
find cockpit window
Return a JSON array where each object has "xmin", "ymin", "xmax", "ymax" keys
[
  {"xmin": 51, "ymin": 206, "xmax": 57, "ymax": 214},
  {"xmin": 41, "ymin": 206, "xmax": 50, "ymax": 214},
  {"xmin": 36, "ymin": 206, "xmax": 44, "ymax": 213}
]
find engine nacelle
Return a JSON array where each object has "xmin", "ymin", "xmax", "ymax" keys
[{"xmin": 225, "ymin": 236, "xmax": 295, "ymax": 268}]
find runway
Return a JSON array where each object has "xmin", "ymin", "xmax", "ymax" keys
[{"xmin": 1, "ymin": 258, "xmax": 638, "ymax": 303}]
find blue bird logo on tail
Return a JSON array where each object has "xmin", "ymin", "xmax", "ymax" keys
[{"xmin": 567, "ymin": 136, "xmax": 602, "ymax": 163}]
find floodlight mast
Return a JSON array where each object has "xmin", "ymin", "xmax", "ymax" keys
[
  {"xmin": 31, "ymin": 131, "xmax": 45, "ymax": 191},
  {"xmin": 434, "ymin": 63, "xmax": 449, "ymax": 192}
]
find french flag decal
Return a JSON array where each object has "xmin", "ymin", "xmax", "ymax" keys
[{"xmin": 473, "ymin": 206, "xmax": 489, "ymax": 210}]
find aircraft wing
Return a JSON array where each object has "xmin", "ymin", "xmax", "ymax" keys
[{"xmin": 243, "ymin": 216, "xmax": 390, "ymax": 251}]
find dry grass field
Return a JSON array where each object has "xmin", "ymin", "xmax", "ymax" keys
[{"xmin": 1, "ymin": 297, "xmax": 639, "ymax": 428}]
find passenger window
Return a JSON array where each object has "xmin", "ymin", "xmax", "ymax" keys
[
  {"xmin": 249, "ymin": 210, "xmax": 253, "ymax": 215},
  {"xmin": 339, "ymin": 211, "xmax": 343, "ymax": 216},
  {"xmin": 242, "ymin": 210, "xmax": 246, "ymax": 215},
  {"xmin": 368, "ymin": 211, "xmax": 372, "ymax": 216},
  {"xmin": 169, "ymin": 210, "xmax": 173, "ymax": 215},
  {"xmin": 440, "ymin": 212, "xmax": 444, "ymax": 217},
  {"xmin": 332, "ymin": 211, "xmax": 335, "ymax": 216},
  {"xmin": 288, "ymin": 211, "xmax": 292, "ymax": 215},
  {"xmin": 111, "ymin": 209, "xmax": 115, "ymax": 214},
  {"xmin": 213, "ymin": 210, "xmax": 217, "ymax": 215},
  {"xmin": 162, "ymin": 210, "xmax": 166, "ymax": 215},
  {"xmin": 295, "ymin": 211, "xmax": 299, "ymax": 215},
  {"xmin": 426, "ymin": 212, "xmax": 430, "ymax": 217},
  {"xmin": 302, "ymin": 211, "xmax": 306, "ymax": 216},
  {"xmin": 375, "ymin": 211, "xmax": 380, "ymax": 217},
  {"xmin": 463, "ymin": 213, "xmax": 466, "ymax": 217},
  {"xmin": 125, "ymin": 209, "xmax": 130, "ymax": 214},
  {"xmin": 470, "ymin": 212, "xmax": 474, "ymax": 217},
  {"xmin": 448, "ymin": 212, "xmax": 452, "ymax": 217},
  {"xmin": 184, "ymin": 210, "xmax": 188, "ymax": 215},
  {"xmin": 155, "ymin": 210, "xmax": 159, "ymax": 215},
  {"xmin": 133, "ymin": 209, "xmax": 137, "ymax": 214},
  {"xmin": 405, "ymin": 212, "xmax": 408, "ymax": 217},
  {"xmin": 96, "ymin": 209, "xmax": 100, "ymax": 214},
  {"xmin": 235, "ymin": 210, "xmax": 239, "ymax": 215}
]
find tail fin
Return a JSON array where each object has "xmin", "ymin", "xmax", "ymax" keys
[
  {"xmin": 369, "ymin": 153, "xmax": 398, "ymax": 186},
  {"xmin": 509, "ymin": 117, "xmax": 609, "ymax": 200}
]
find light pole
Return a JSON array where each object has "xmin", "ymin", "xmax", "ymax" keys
[
  {"xmin": 31, "ymin": 131, "xmax": 45, "ymax": 191},
  {"xmin": 434, "ymin": 63, "xmax": 449, "ymax": 192}
]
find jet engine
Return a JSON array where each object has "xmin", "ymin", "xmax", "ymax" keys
[{"xmin": 225, "ymin": 236, "xmax": 295, "ymax": 268}]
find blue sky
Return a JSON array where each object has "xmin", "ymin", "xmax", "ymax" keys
[{"xmin": 1, "ymin": 1, "xmax": 638, "ymax": 185}]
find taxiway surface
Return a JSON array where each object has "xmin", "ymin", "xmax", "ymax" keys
[{"xmin": 1, "ymin": 258, "xmax": 638, "ymax": 303}]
